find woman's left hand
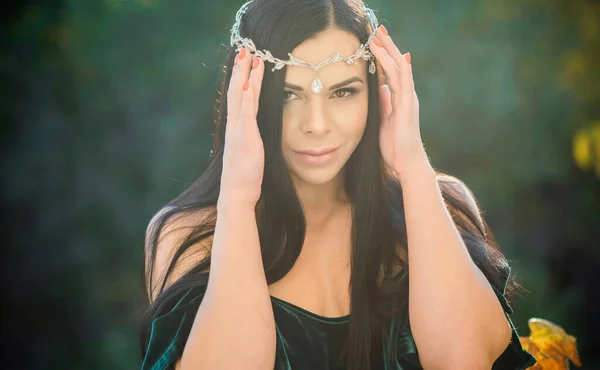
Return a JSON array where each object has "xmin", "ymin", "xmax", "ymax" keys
[{"xmin": 369, "ymin": 26, "xmax": 430, "ymax": 182}]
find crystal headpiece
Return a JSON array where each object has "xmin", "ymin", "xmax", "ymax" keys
[{"xmin": 230, "ymin": 1, "xmax": 379, "ymax": 94}]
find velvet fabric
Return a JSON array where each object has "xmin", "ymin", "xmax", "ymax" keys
[{"xmin": 141, "ymin": 268, "xmax": 536, "ymax": 370}]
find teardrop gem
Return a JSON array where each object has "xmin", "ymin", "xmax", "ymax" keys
[
  {"xmin": 369, "ymin": 61, "xmax": 376, "ymax": 74},
  {"xmin": 311, "ymin": 78, "xmax": 323, "ymax": 93}
]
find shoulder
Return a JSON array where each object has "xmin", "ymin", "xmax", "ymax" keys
[
  {"xmin": 145, "ymin": 205, "xmax": 216, "ymax": 303},
  {"xmin": 141, "ymin": 284, "xmax": 208, "ymax": 370},
  {"xmin": 436, "ymin": 173, "xmax": 479, "ymax": 209},
  {"xmin": 147, "ymin": 203, "xmax": 215, "ymax": 231},
  {"xmin": 435, "ymin": 173, "xmax": 484, "ymax": 230},
  {"xmin": 146, "ymin": 205, "xmax": 217, "ymax": 247}
]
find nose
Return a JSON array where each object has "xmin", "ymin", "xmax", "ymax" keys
[{"xmin": 300, "ymin": 99, "xmax": 330, "ymax": 136}]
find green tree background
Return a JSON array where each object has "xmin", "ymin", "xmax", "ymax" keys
[{"xmin": 1, "ymin": 0, "xmax": 598, "ymax": 369}]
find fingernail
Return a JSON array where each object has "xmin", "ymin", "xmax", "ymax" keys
[
  {"xmin": 373, "ymin": 38, "xmax": 382, "ymax": 47},
  {"xmin": 239, "ymin": 48, "xmax": 246, "ymax": 60},
  {"xmin": 380, "ymin": 25, "xmax": 388, "ymax": 36},
  {"xmin": 404, "ymin": 52, "xmax": 411, "ymax": 64},
  {"xmin": 243, "ymin": 80, "xmax": 249, "ymax": 91},
  {"xmin": 252, "ymin": 57, "xmax": 259, "ymax": 69},
  {"xmin": 234, "ymin": 54, "xmax": 239, "ymax": 66}
]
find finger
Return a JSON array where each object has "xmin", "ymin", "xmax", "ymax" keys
[
  {"xmin": 369, "ymin": 38, "xmax": 402, "ymax": 110},
  {"xmin": 225, "ymin": 55, "xmax": 239, "ymax": 139},
  {"xmin": 414, "ymin": 90, "xmax": 420, "ymax": 124},
  {"xmin": 248, "ymin": 57, "xmax": 265, "ymax": 116},
  {"xmin": 238, "ymin": 78, "xmax": 256, "ymax": 132},
  {"xmin": 375, "ymin": 27, "xmax": 415, "ymax": 106},
  {"xmin": 376, "ymin": 26, "xmax": 405, "ymax": 70},
  {"xmin": 379, "ymin": 84, "xmax": 393, "ymax": 122},
  {"xmin": 226, "ymin": 51, "xmax": 240, "ymax": 123},
  {"xmin": 226, "ymin": 48, "xmax": 253, "ymax": 130}
]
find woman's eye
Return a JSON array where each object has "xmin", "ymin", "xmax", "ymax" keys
[
  {"xmin": 283, "ymin": 88, "xmax": 356, "ymax": 102},
  {"xmin": 283, "ymin": 91, "xmax": 298, "ymax": 101},
  {"xmin": 332, "ymin": 88, "xmax": 356, "ymax": 99}
]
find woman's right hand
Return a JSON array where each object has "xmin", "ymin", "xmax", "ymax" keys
[{"xmin": 218, "ymin": 48, "xmax": 266, "ymax": 209}]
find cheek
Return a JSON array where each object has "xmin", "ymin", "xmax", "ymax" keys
[
  {"xmin": 332, "ymin": 96, "xmax": 369, "ymax": 139},
  {"xmin": 280, "ymin": 92, "xmax": 369, "ymax": 143}
]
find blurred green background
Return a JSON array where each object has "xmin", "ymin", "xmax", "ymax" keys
[{"xmin": 1, "ymin": 0, "xmax": 598, "ymax": 369}]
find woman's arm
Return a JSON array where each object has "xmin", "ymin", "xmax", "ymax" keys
[
  {"xmin": 368, "ymin": 26, "xmax": 512, "ymax": 369},
  {"xmin": 400, "ymin": 163, "xmax": 512, "ymax": 369},
  {"xmin": 173, "ymin": 201, "xmax": 276, "ymax": 370},
  {"xmin": 175, "ymin": 51, "xmax": 274, "ymax": 369}
]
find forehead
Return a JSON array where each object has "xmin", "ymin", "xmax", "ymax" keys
[{"xmin": 286, "ymin": 27, "xmax": 367, "ymax": 87}]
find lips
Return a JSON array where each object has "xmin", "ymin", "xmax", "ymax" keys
[
  {"xmin": 292, "ymin": 146, "xmax": 340, "ymax": 166},
  {"xmin": 293, "ymin": 147, "xmax": 338, "ymax": 156}
]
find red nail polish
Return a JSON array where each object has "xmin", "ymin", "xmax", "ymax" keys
[
  {"xmin": 373, "ymin": 38, "xmax": 382, "ymax": 47},
  {"xmin": 239, "ymin": 48, "xmax": 246, "ymax": 60},
  {"xmin": 243, "ymin": 80, "xmax": 249, "ymax": 91},
  {"xmin": 252, "ymin": 57, "xmax": 259, "ymax": 69},
  {"xmin": 404, "ymin": 52, "xmax": 411, "ymax": 64},
  {"xmin": 380, "ymin": 25, "xmax": 388, "ymax": 36}
]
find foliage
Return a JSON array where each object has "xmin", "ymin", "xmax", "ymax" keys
[{"xmin": 2, "ymin": 0, "xmax": 597, "ymax": 368}]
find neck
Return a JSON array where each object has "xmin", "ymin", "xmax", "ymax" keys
[{"xmin": 291, "ymin": 172, "xmax": 350, "ymax": 227}]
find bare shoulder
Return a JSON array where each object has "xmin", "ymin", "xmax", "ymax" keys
[
  {"xmin": 436, "ymin": 173, "xmax": 478, "ymax": 206},
  {"xmin": 436, "ymin": 173, "xmax": 483, "ymax": 226},
  {"xmin": 145, "ymin": 205, "xmax": 216, "ymax": 302}
]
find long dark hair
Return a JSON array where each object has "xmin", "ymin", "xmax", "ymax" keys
[{"xmin": 139, "ymin": 1, "xmax": 520, "ymax": 369}]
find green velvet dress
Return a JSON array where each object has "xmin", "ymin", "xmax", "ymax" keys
[{"xmin": 141, "ymin": 268, "xmax": 537, "ymax": 370}]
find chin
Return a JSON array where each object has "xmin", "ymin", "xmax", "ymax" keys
[
  {"xmin": 284, "ymin": 146, "xmax": 352, "ymax": 186},
  {"xmin": 290, "ymin": 166, "xmax": 342, "ymax": 186}
]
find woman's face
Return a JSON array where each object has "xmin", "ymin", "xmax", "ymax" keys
[{"xmin": 281, "ymin": 27, "xmax": 369, "ymax": 186}]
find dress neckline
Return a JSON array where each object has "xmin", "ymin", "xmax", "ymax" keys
[
  {"xmin": 269, "ymin": 269, "xmax": 407, "ymax": 324},
  {"xmin": 270, "ymin": 295, "xmax": 350, "ymax": 323}
]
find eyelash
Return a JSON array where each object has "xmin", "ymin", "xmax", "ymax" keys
[{"xmin": 283, "ymin": 87, "xmax": 357, "ymax": 102}]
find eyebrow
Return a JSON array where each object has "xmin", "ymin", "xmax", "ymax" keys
[{"xmin": 284, "ymin": 76, "xmax": 364, "ymax": 92}]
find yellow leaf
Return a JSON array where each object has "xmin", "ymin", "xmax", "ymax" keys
[
  {"xmin": 573, "ymin": 130, "xmax": 592, "ymax": 170},
  {"xmin": 519, "ymin": 318, "xmax": 582, "ymax": 369}
]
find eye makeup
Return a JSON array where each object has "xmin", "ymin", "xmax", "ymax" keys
[{"xmin": 283, "ymin": 87, "xmax": 359, "ymax": 102}]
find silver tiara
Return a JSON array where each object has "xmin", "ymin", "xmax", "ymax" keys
[{"xmin": 229, "ymin": 1, "xmax": 379, "ymax": 94}]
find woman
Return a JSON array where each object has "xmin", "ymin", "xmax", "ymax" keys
[{"xmin": 139, "ymin": 0, "xmax": 537, "ymax": 369}]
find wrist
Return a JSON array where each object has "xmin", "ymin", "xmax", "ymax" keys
[
  {"xmin": 217, "ymin": 196, "xmax": 257, "ymax": 214},
  {"xmin": 397, "ymin": 160, "xmax": 435, "ymax": 186}
]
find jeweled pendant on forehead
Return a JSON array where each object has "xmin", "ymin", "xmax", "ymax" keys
[{"xmin": 311, "ymin": 78, "xmax": 323, "ymax": 93}]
